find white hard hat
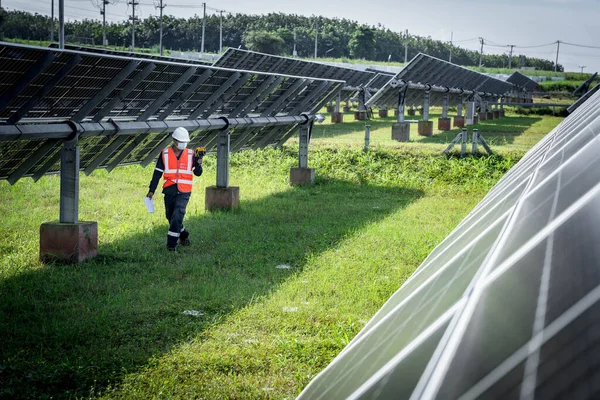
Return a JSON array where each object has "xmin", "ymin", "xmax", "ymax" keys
[{"xmin": 172, "ymin": 127, "xmax": 190, "ymax": 142}]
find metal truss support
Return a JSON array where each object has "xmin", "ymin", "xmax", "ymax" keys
[
  {"xmin": 189, "ymin": 72, "xmax": 241, "ymax": 119},
  {"xmin": 72, "ymin": 60, "xmax": 140, "ymax": 122},
  {"xmin": 0, "ymin": 52, "xmax": 55, "ymax": 113},
  {"xmin": 158, "ymin": 69, "xmax": 214, "ymax": 120},
  {"xmin": 7, "ymin": 54, "xmax": 82, "ymax": 125},
  {"xmin": 216, "ymin": 129, "xmax": 230, "ymax": 188},
  {"xmin": 93, "ymin": 63, "xmax": 156, "ymax": 122},
  {"xmin": 137, "ymin": 66, "xmax": 196, "ymax": 121}
]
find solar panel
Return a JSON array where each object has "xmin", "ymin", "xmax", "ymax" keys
[
  {"xmin": 0, "ymin": 42, "xmax": 343, "ymax": 183},
  {"xmin": 298, "ymin": 80, "xmax": 600, "ymax": 399},
  {"xmin": 213, "ymin": 48, "xmax": 386, "ymax": 103},
  {"xmin": 367, "ymin": 53, "xmax": 515, "ymax": 109},
  {"xmin": 507, "ymin": 71, "xmax": 539, "ymax": 92}
]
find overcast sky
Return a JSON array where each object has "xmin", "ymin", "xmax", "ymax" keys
[{"xmin": 6, "ymin": 0, "xmax": 600, "ymax": 72}]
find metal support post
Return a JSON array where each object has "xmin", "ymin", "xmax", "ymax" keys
[
  {"xmin": 443, "ymin": 131, "xmax": 464, "ymax": 155},
  {"xmin": 335, "ymin": 92, "xmax": 341, "ymax": 113},
  {"xmin": 472, "ymin": 129, "xmax": 478, "ymax": 154},
  {"xmin": 423, "ymin": 91, "xmax": 430, "ymax": 121},
  {"xmin": 397, "ymin": 103, "xmax": 405, "ymax": 122},
  {"xmin": 478, "ymin": 131, "xmax": 493, "ymax": 154},
  {"xmin": 466, "ymin": 101, "xmax": 475, "ymax": 125},
  {"xmin": 442, "ymin": 94, "xmax": 449, "ymax": 119},
  {"xmin": 298, "ymin": 124, "xmax": 309, "ymax": 169},
  {"xmin": 364, "ymin": 125, "xmax": 371, "ymax": 152},
  {"xmin": 59, "ymin": 141, "xmax": 79, "ymax": 223},
  {"xmin": 457, "ymin": 96, "xmax": 463, "ymax": 117},
  {"xmin": 216, "ymin": 129, "xmax": 230, "ymax": 188},
  {"xmin": 461, "ymin": 128, "xmax": 467, "ymax": 157}
]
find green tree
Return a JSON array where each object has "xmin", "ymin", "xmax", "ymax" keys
[
  {"xmin": 243, "ymin": 30, "xmax": 285, "ymax": 55},
  {"xmin": 348, "ymin": 25, "xmax": 375, "ymax": 60}
]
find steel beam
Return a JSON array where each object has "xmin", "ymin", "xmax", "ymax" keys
[
  {"xmin": 157, "ymin": 69, "xmax": 214, "ymax": 120},
  {"xmin": 7, "ymin": 139, "xmax": 59, "ymax": 184},
  {"xmin": 106, "ymin": 135, "xmax": 146, "ymax": 172},
  {"xmin": 0, "ymin": 52, "xmax": 55, "ymax": 113},
  {"xmin": 261, "ymin": 79, "xmax": 309, "ymax": 117},
  {"xmin": 200, "ymin": 73, "xmax": 252, "ymax": 118},
  {"xmin": 189, "ymin": 72, "xmax": 241, "ymax": 120},
  {"xmin": 229, "ymin": 75, "xmax": 277, "ymax": 117},
  {"xmin": 59, "ymin": 142, "xmax": 80, "ymax": 223},
  {"xmin": 92, "ymin": 63, "xmax": 156, "ymax": 122},
  {"xmin": 7, "ymin": 54, "xmax": 82, "ymax": 125},
  {"xmin": 235, "ymin": 76, "xmax": 284, "ymax": 117},
  {"xmin": 137, "ymin": 66, "xmax": 197, "ymax": 121},
  {"xmin": 216, "ymin": 129, "xmax": 230, "ymax": 188},
  {"xmin": 72, "ymin": 60, "xmax": 140, "ymax": 122}
]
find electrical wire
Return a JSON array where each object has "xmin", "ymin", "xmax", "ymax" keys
[{"xmin": 562, "ymin": 41, "xmax": 600, "ymax": 50}]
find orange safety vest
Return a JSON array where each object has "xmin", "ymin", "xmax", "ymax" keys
[{"xmin": 162, "ymin": 147, "xmax": 194, "ymax": 192}]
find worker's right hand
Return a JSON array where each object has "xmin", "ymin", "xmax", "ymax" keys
[{"xmin": 146, "ymin": 191, "xmax": 153, "ymax": 199}]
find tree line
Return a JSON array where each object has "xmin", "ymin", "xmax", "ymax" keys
[{"xmin": 0, "ymin": 9, "xmax": 563, "ymax": 71}]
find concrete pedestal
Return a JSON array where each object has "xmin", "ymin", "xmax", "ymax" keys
[
  {"xmin": 487, "ymin": 112, "xmax": 494, "ymax": 120},
  {"xmin": 418, "ymin": 120, "xmax": 434, "ymax": 136},
  {"xmin": 331, "ymin": 112, "xmax": 343, "ymax": 123},
  {"xmin": 40, "ymin": 221, "xmax": 98, "ymax": 264},
  {"xmin": 354, "ymin": 111, "xmax": 367, "ymax": 121},
  {"xmin": 453, "ymin": 116, "xmax": 465, "ymax": 128},
  {"xmin": 392, "ymin": 122, "xmax": 410, "ymax": 142},
  {"xmin": 500, "ymin": 110, "xmax": 506, "ymax": 118},
  {"xmin": 493, "ymin": 110, "xmax": 500, "ymax": 119},
  {"xmin": 407, "ymin": 109, "xmax": 416, "ymax": 116},
  {"xmin": 205, "ymin": 186, "xmax": 240, "ymax": 211},
  {"xmin": 438, "ymin": 118, "xmax": 452, "ymax": 131},
  {"xmin": 479, "ymin": 112, "xmax": 487, "ymax": 121},
  {"xmin": 378, "ymin": 109, "xmax": 388, "ymax": 118},
  {"xmin": 290, "ymin": 167, "xmax": 315, "ymax": 186},
  {"xmin": 343, "ymin": 106, "xmax": 351, "ymax": 113}
]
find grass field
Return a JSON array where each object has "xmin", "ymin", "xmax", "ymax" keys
[{"xmin": 0, "ymin": 110, "xmax": 563, "ymax": 399}]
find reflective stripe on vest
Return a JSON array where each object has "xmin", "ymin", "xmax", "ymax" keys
[{"xmin": 162, "ymin": 147, "xmax": 194, "ymax": 192}]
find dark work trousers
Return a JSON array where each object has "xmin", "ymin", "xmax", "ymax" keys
[{"xmin": 164, "ymin": 191, "xmax": 191, "ymax": 247}]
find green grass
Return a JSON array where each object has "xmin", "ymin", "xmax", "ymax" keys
[{"xmin": 0, "ymin": 113, "xmax": 563, "ymax": 399}]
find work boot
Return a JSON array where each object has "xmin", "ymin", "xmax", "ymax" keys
[
  {"xmin": 180, "ymin": 230, "xmax": 190, "ymax": 246},
  {"xmin": 167, "ymin": 244, "xmax": 177, "ymax": 252}
]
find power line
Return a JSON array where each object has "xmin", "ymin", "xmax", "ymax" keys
[{"xmin": 562, "ymin": 41, "xmax": 600, "ymax": 50}]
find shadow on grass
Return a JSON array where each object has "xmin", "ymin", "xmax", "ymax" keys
[
  {"xmin": 417, "ymin": 115, "xmax": 543, "ymax": 146},
  {"xmin": 0, "ymin": 178, "xmax": 423, "ymax": 399}
]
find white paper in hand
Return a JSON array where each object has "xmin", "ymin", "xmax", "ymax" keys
[{"xmin": 144, "ymin": 197, "xmax": 155, "ymax": 213}]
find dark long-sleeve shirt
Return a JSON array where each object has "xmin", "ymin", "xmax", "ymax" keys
[{"xmin": 148, "ymin": 148, "xmax": 203, "ymax": 194}]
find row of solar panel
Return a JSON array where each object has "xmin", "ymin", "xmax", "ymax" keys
[{"xmin": 297, "ymin": 81, "xmax": 600, "ymax": 399}]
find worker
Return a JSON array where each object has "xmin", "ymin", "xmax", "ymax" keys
[{"xmin": 146, "ymin": 127, "xmax": 204, "ymax": 251}]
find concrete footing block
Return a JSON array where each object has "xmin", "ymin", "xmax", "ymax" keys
[
  {"xmin": 343, "ymin": 106, "xmax": 351, "ymax": 113},
  {"xmin": 205, "ymin": 186, "xmax": 240, "ymax": 211},
  {"xmin": 493, "ymin": 110, "xmax": 500, "ymax": 119},
  {"xmin": 487, "ymin": 112, "xmax": 494, "ymax": 120},
  {"xmin": 378, "ymin": 109, "xmax": 388, "ymax": 118},
  {"xmin": 418, "ymin": 120, "xmax": 433, "ymax": 136},
  {"xmin": 354, "ymin": 111, "xmax": 367, "ymax": 120},
  {"xmin": 474, "ymin": 115, "xmax": 480, "ymax": 124},
  {"xmin": 40, "ymin": 221, "xmax": 98, "ymax": 264},
  {"xmin": 479, "ymin": 112, "xmax": 487, "ymax": 121},
  {"xmin": 407, "ymin": 109, "xmax": 416, "ymax": 116},
  {"xmin": 392, "ymin": 122, "xmax": 411, "ymax": 142},
  {"xmin": 500, "ymin": 110, "xmax": 506, "ymax": 118},
  {"xmin": 438, "ymin": 118, "xmax": 452, "ymax": 131},
  {"xmin": 453, "ymin": 116, "xmax": 465, "ymax": 128},
  {"xmin": 331, "ymin": 112, "xmax": 343, "ymax": 123},
  {"xmin": 290, "ymin": 168, "xmax": 315, "ymax": 186}
]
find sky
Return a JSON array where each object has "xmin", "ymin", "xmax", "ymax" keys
[{"xmin": 5, "ymin": 0, "xmax": 600, "ymax": 72}]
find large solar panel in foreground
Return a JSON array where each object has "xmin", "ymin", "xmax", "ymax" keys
[{"xmin": 298, "ymin": 84, "xmax": 600, "ymax": 399}]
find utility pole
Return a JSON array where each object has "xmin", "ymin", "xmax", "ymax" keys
[
  {"xmin": 404, "ymin": 29, "xmax": 408, "ymax": 63},
  {"xmin": 314, "ymin": 20, "xmax": 318, "ymax": 59},
  {"xmin": 478, "ymin": 37, "xmax": 484, "ymax": 67},
  {"xmin": 555, "ymin": 40, "xmax": 560, "ymax": 72},
  {"xmin": 58, "ymin": 0, "xmax": 64, "ymax": 48},
  {"xmin": 200, "ymin": 2, "xmax": 206, "ymax": 53},
  {"xmin": 579, "ymin": 65, "xmax": 586, "ymax": 73},
  {"xmin": 101, "ymin": 0, "xmax": 109, "ymax": 48},
  {"xmin": 508, "ymin": 44, "xmax": 515, "ymax": 69},
  {"xmin": 156, "ymin": 0, "xmax": 166, "ymax": 55},
  {"xmin": 50, "ymin": 0, "xmax": 54, "ymax": 42},
  {"xmin": 128, "ymin": 0, "xmax": 138, "ymax": 51},
  {"xmin": 449, "ymin": 31, "xmax": 453, "ymax": 63},
  {"xmin": 217, "ymin": 9, "xmax": 224, "ymax": 53}
]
